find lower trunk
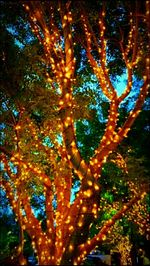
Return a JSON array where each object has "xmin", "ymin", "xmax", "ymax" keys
[
  {"xmin": 36, "ymin": 252, "xmax": 78, "ymax": 266},
  {"xmin": 36, "ymin": 243, "xmax": 55, "ymax": 265}
]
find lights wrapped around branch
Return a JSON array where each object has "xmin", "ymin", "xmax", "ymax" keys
[{"xmin": 0, "ymin": 1, "xmax": 149, "ymax": 265}]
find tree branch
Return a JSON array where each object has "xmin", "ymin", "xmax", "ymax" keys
[{"xmin": 76, "ymin": 192, "xmax": 146, "ymax": 265}]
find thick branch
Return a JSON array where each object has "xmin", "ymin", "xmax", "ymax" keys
[
  {"xmin": 90, "ymin": 100, "xmax": 119, "ymax": 177},
  {"xmin": 117, "ymin": 80, "xmax": 149, "ymax": 141},
  {"xmin": 45, "ymin": 186, "xmax": 55, "ymax": 240},
  {"xmin": 118, "ymin": 67, "xmax": 133, "ymax": 103}
]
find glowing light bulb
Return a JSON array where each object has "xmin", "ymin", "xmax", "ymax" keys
[
  {"xmin": 94, "ymin": 183, "xmax": 99, "ymax": 191},
  {"xmin": 78, "ymin": 221, "xmax": 83, "ymax": 227},
  {"xmin": 82, "ymin": 206, "xmax": 87, "ymax": 212},
  {"xmin": 69, "ymin": 244, "xmax": 74, "ymax": 251},
  {"xmin": 63, "ymin": 15, "xmax": 67, "ymax": 20},
  {"xmin": 87, "ymin": 180, "xmax": 93, "ymax": 186}
]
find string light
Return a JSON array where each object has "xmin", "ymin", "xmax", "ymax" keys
[{"xmin": 1, "ymin": 1, "xmax": 149, "ymax": 265}]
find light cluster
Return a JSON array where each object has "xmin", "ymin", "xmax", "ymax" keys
[{"xmin": 0, "ymin": 1, "xmax": 149, "ymax": 265}]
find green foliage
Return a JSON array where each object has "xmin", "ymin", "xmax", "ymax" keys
[
  {"xmin": 0, "ymin": 214, "xmax": 19, "ymax": 260},
  {"xmin": 76, "ymin": 112, "xmax": 105, "ymax": 161}
]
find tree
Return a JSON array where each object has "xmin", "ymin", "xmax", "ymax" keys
[{"xmin": 0, "ymin": 0, "xmax": 149, "ymax": 265}]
